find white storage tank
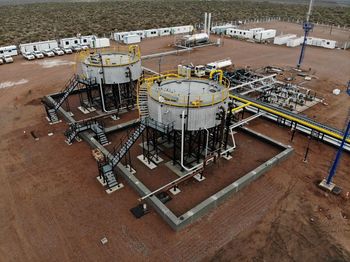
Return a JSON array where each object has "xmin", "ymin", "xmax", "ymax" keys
[
  {"xmin": 146, "ymin": 78, "xmax": 230, "ymax": 130},
  {"xmin": 181, "ymin": 33, "xmax": 209, "ymax": 46},
  {"xmin": 81, "ymin": 48, "xmax": 142, "ymax": 85}
]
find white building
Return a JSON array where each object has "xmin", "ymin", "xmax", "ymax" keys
[
  {"xmin": 171, "ymin": 25, "xmax": 194, "ymax": 35},
  {"xmin": 19, "ymin": 40, "xmax": 58, "ymax": 53},
  {"xmin": 249, "ymin": 27, "xmax": 265, "ymax": 35},
  {"xmin": 91, "ymin": 38, "xmax": 110, "ymax": 48},
  {"xmin": 158, "ymin": 27, "xmax": 171, "ymax": 36},
  {"xmin": 273, "ymin": 34, "xmax": 297, "ymax": 45},
  {"xmin": 0, "ymin": 45, "xmax": 18, "ymax": 57},
  {"xmin": 253, "ymin": 29, "xmax": 277, "ymax": 41},
  {"xmin": 59, "ymin": 35, "xmax": 96, "ymax": 48},
  {"xmin": 226, "ymin": 28, "xmax": 253, "ymax": 39},
  {"xmin": 144, "ymin": 29, "xmax": 159, "ymax": 38},
  {"xmin": 123, "ymin": 34, "xmax": 141, "ymax": 44},
  {"xmin": 211, "ymin": 24, "xmax": 237, "ymax": 34},
  {"xmin": 286, "ymin": 37, "xmax": 304, "ymax": 47},
  {"xmin": 307, "ymin": 37, "xmax": 336, "ymax": 49}
]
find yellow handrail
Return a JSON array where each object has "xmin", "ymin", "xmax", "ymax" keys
[{"xmin": 209, "ymin": 69, "xmax": 223, "ymax": 84}]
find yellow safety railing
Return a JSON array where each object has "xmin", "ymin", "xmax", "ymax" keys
[
  {"xmin": 143, "ymin": 73, "xmax": 230, "ymax": 108},
  {"xmin": 230, "ymin": 94, "xmax": 350, "ymax": 143},
  {"xmin": 75, "ymin": 45, "xmax": 141, "ymax": 70}
]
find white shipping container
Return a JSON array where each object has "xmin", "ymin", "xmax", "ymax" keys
[
  {"xmin": 226, "ymin": 29, "xmax": 253, "ymax": 39},
  {"xmin": 92, "ymin": 38, "xmax": 110, "ymax": 48},
  {"xmin": 286, "ymin": 37, "xmax": 303, "ymax": 47},
  {"xmin": 144, "ymin": 29, "xmax": 159, "ymax": 38},
  {"xmin": 0, "ymin": 45, "xmax": 18, "ymax": 57},
  {"xmin": 123, "ymin": 34, "xmax": 141, "ymax": 44},
  {"xmin": 19, "ymin": 40, "xmax": 58, "ymax": 53},
  {"xmin": 129, "ymin": 30, "xmax": 145, "ymax": 39},
  {"xmin": 158, "ymin": 28, "xmax": 171, "ymax": 36},
  {"xmin": 273, "ymin": 34, "xmax": 297, "ymax": 45},
  {"xmin": 171, "ymin": 25, "xmax": 194, "ymax": 35},
  {"xmin": 253, "ymin": 29, "xmax": 277, "ymax": 41}
]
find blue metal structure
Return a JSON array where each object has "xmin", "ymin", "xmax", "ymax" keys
[
  {"xmin": 326, "ymin": 83, "xmax": 350, "ymax": 185},
  {"xmin": 297, "ymin": 0, "xmax": 315, "ymax": 68}
]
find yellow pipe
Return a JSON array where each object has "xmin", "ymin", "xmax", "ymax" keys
[
  {"xmin": 209, "ymin": 69, "xmax": 223, "ymax": 84},
  {"xmin": 231, "ymin": 102, "xmax": 252, "ymax": 113},
  {"xmin": 230, "ymin": 95, "xmax": 350, "ymax": 143}
]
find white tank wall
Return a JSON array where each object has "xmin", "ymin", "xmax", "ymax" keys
[
  {"xmin": 148, "ymin": 97, "xmax": 228, "ymax": 131},
  {"xmin": 82, "ymin": 59, "xmax": 142, "ymax": 84}
]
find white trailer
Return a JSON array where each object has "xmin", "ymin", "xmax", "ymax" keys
[
  {"xmin": 158, "ymin": 28, "xmax": 171, "ymax": 36},
  {"xmin": 249, "ymin": 27, "xmax": 265, "ymax": 35},
  {"xmin": 211, "ymin": 24, "xmax": 236, "ymax": 35},
  {"xmin": 80, "ymin": 35, "xmax": 95, "ymax": 47},
  {"xmin": 129, "ymin": 30, "xmax": 145, "ymax": 39},
  {"xmin": 307, "ymin": 37, "xmax": 336, "ymax": 49},
  {"xmin": 171, "ymin": 25, "xmax": 194, "ymax": 35},
  {"xmin": 60, "ymin": 37, "xmax": 80, "ymax": 48},
  {"xmin": 0, "ymin": 45, "xmax": 18, "ymax": 57},
  {"xmin": 226, "ymin": 29, "xmax": 253, "ymax": 39},
  {"xmin": 286, "ymin": 37, "xmax": 303, "ymax": 47},
  {"xmin": 19, "ymin": 40, "xmax": 58, "ymax": 53},
  {"xmin": 123, "ymin": 34, "xmax": 141, "ymax": 44},
  {"xmin": 144, "ymin": 29, "xmax": 159, "ymax": 38},
  {"xmin": 273, "ymin": 34, "xmax": 297, "ymax": 45},
  {"xmin": 91, "ymin": 38, "xmax": 110, "ymax": 48},
  {"xmin": 253, "ymin": 29, "xmax": 277, "ymax": 41}
]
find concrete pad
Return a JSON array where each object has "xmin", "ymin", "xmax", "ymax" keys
[
  {"xmin": 110, "ymin": 115, "xmax": 120, "ymax": 121},
  {"xmin": 152, "ymin": 155, "xmax": 163, "ymax": 164},
  {"xmin": 169, "ymin": 187, "xmax": 181, "ymax": 195},
  {"xmin": 78, "ymin": 106, "xmax": 90, "ymax": 114},
  {"xmin": 137, "ymin": 155, "xmax": 157, "ymax": 169},
  {"xmin": 96, "ymin": 176, "xmax": 107, "ymax": 186},
  {"xmin": 222, "ymin": 154, "xmax": 233, "ymax": 160},
  {"xmin": 101, "ymin": 237, "xmax": 108, "ymax": 245},
  {"xmin": 105, "ymin": 183, "xmax": 124, "ymax": 194},
  {"xmin": 319, "ymin": 179, "xmax": 336, "ymax": 192},
  {"xmin": 125, "ymin": 165, "xmax": 136, "ymax": 174},
  {"xmin": 193, "ymin": 174, "xmax": 206, "ymax": 182}
]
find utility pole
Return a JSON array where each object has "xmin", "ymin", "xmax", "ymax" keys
[{"xmin": 297, "ymin": 0, "xmax": 315, "ymax": 68}]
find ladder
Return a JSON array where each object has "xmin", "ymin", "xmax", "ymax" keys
[
  {"xmin": 64, "ymin": 120, "xmax": 109, "ymax": 145},
  {"xmin": 47, "ymin": 75, "xmax": 80, "ymax": 122},
  {"xmin": 99, "ymin": 121, "xmax": 147, "ymax": 189},
  {"xmin": 137, "ymin": 82, "xmax": 149, "ymax": 119}
]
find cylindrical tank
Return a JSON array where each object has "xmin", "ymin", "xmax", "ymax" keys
[
  {"xmin": 81, "ymin": 51, "xmax": 142, "ymax": 85},
  {"xmin": 182, "ymin": 33, "xmax": 209, "ymax": 46},
  {"xmin": 147, "ymin": 78, "xmax": 229, "ymax": 130}
]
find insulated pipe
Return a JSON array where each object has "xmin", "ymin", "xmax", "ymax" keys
[
  {"xmin": 204, "ymin": 128, "xmax": 209, "ymax": 158},
  {"xmin": 98, "ymin": 80, "xmax": 119, "ymax": 113},
  {"xmin": 204, "ymin": 13, "xmax": 208, "ymax": 34}
]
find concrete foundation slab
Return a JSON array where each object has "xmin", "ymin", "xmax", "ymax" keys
[
  {"xmin": 169, "ymin": 187, "xmax": 181, "ymax": 195},
  {"xmin": 319, "ymin": 179, "xmax": 336, "ymax": 192},
  {"xmin": 97, "ymin": 176, "xmax": 107, "ymax": 186},
  {"xmin": 105, "ymin": 183, "xmax": 124, "ymax": 194},
  {"xmin": 193, "ymin": 174, "xmax": 206, "ymax": 182},
  {"xmin": 137, "ymin": 155, "xmax": 157, "ymax": 169}
]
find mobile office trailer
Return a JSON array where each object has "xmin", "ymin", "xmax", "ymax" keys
[
  {"xmin": 286, "ymin": 37, "xmax": 303, "ymax": 47},
  {"xmin": 80, "ymin": 35, "xmax": 96, "ymax": 47},
  {"xmin": 249, "ymin": 27, "xmax": 265, "ymax": 35},
  {"xmin": 158, "ymin": 28, "xmax": 171, "ymax": 36},
  {"xmin": 211, "ymin": 24, "xmax": 236, "ymax": 35},
  {"xmin": 171, "ymin": 25, "xmax": 194, "ymax": 35},
  {"xmin": 129, "ymin": 30, "xmax": 145, "ymax": 39},
  {"xmin": 91, "ymin": 38, "xmax": 110, "ymax": 48},
  {"xmin": 144, "ymin": 29, "xmax": 159, "ymax": 38},
  {"xmin": 0, "ymin": 45, "xmax": 18, "ymax": 57},
  {"xmin": 226, "ymin": 29, "xmax": 253, "ymax": 39},
  {"xmin": 306, "ymin": 37, "xmax": 336, "ymax": 49},
  {"xmin": 60, "ymin": 37, "xmax": 80, "ymax": 48},
  {"xmin": 253, "ymin": 29, "xmax": 277, "ymax": 41},
  {"xmin": 321, "ymin": 39, "xmax": 336, "ymax": 49},
  {"xmin": 273, "ymin": 34, "xmax": 297, "ymax": 45},
  {"xmin": 19, "ymin": 40, "xmax": 58, "ymax": 53},
  {"xmin": 123, "ymin": 34, "xmax": 141, "ymax": 44}
]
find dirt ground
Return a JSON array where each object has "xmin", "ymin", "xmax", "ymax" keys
[{"xmin": 0, "ymin": 21, "xmax": 350, "ymax": 262}]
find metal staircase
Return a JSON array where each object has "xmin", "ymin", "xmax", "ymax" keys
[
  {"xmin": 137, "ymin": 82, "xmax": 149, "ymax": 118},
  {"xmin": 64, "ymin": 120, "xmax": 109, "ymax": 145},
  {"xmin": 47, "ymin": 75, "xmax": 80, "ymax": 123},
  {"xmin": 99, "ymin": 120, "xmax": 147, "ymax": 189}
]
